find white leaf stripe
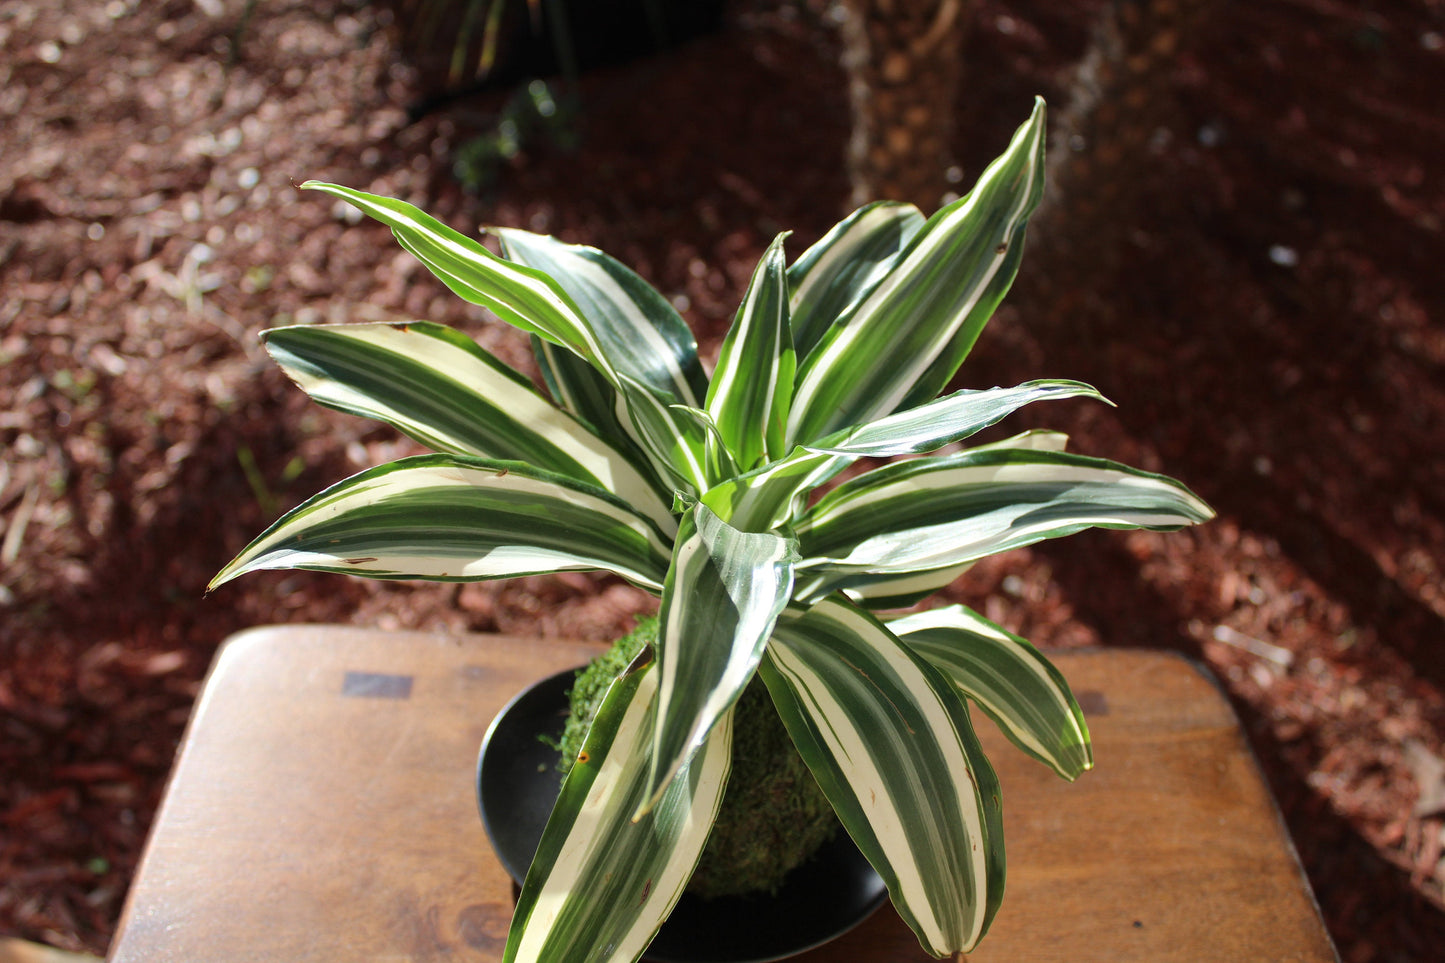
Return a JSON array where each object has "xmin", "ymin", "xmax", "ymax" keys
[
  {"xmin": 667, "ymin": 403, "xmax": 739, "ymax": 485},
  {"xmin": 786, "ymin": 99, "xmax": 1047, "ymax": 445},
  {"xmin": 496, "ymin": 228, "xmax": 706, "ymax": 407},
  {"xmin": 263, "ymin": 322, "xmax": 675, "ymax": 533},
  {"xmin": 307, "ymin": 185, "xmax": 706, "ymax": 486},
  {"xmin": 889, "ymin": 605, "xmax": 1092, "ymax": 780},
  {"xmin": 804, "ymin": 380, "xmax": 1106, "ymax": 458},
  {"xmin": 530, "ymin": 334, "xmax": 651, "ymax": 474},
  {"xmin": 706, "ymin": 232, "xmax": 796, "ymax": 468},
  {"xmin": 836, "ymin": 561, "xmax": 976, "ymax": 610},
  {"xmin": 762, "ymin": 598, "xmax": 1004, "ymax": 954},
  {"xmin": 796, "ymin": 449, "xmax": 1215, "ymax": 589},
  {"xmin": 699, "ymin": 446, "xmax": 850, "ymax": 532},
  {"xmin": 307, "ymin": 182, "xmax": 603, "ymax": 365},
  {"xmin": 527, "ymin": 335, "xmax": 704, "ymax": 531},
  {"xmin": 897, "ymin": 235, "xmax": 1029, "ymax": 417},
  {"xmin": 507, "ymin": 660, "xmax": 733, "ymax": 963},
  {"xmin": 969, "ymin": 428, "xmax": 1071, "ymax": 453},
  {"xmin": 642, "ymin": 504, "xmax": 796, "ymax": 816},
  {"xmin": 305, "ymin": 178, "xmax": 708, "ymax": 507},
  {"xmin": 613, "ymin": 375, "xmax": 712, "ymax": 495},
  {"xmin": 787, "ymin": 201, "xmax": 924, "ymax": 361},
  {"xmin": 532, "ymin": 334, "xmax": 597, "ymax": 417},
  {"xmin": 210, "ymin": 455, "xmax": 671, "ymax": 591},
  {"xmin": 806, "ymin": 452, "xmax": 1214, "ymax": 531}
]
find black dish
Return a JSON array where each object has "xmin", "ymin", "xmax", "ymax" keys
[{"xmin": 476, "ymin": 669, "xmax": 888, "ymax": 963}]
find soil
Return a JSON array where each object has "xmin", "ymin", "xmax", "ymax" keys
[{"xmin": 1, "ymin": 0, "xmax": 1443, "ymax": 959}]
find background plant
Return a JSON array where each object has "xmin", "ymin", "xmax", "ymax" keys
[{"xmin": 214, "ymin": 100, "xmax": 1212, "ymax": 961}]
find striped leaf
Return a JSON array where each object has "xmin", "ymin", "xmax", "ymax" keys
[
  {"xmin": 262, "ymin": 322, "xmax": 674, "ymax": 531},
  {"xmin": 303, "ymin": 181, "xmax": 711, "ymax": 495},
  {"xmin": 889, "ymin": 605, "xmax": 1092, "ymax": 780},
  {"xmin": 495, "ymin": 227, "xmax": 707, "ymax": 407},
  {"xmin": 793, "ymin": 434, "xmax": 1063, "ymax": 604},
  {"xmin": 787, "ymin": 99, "xmax": 1048, "ymax": 445},
  {"xmin": 506, "ymin": 652, "xmax": 733, "ymax": 963},
  {"xmin": 839, "ymin": 561, "xmax": 976, "ymax": 611},
  {"xmin": 210, "ymin": 454, "xmax": 671, "ymax": 591},
  {"xmin": 805, "ymin": 380, "xmax": 1107, "ymax": 458},
  {"xmin": 970, "ymin": 428, "xmax": 1071, "ymax": 454},
  {"xmin": 526, "ymin": 337, "xmax": 714, "ymax": 503},
  {"xmin": 795, "ymin": 448, "xmax": 1215, "ymax": 599},
  {"xmin": 705, "ymin": 233, "xmax": 796, "ymax": 469},
  {"xmin": 668, "ymin": 405, "xmax": 740, "ymax": 486},
  {"xmin": 531, "ymin": 332, "xmax": 623, "ymax": 436},
  {"xmin": 759, "ymin": 597, "xmax": 1005, "ymax": 955},
  {"xmin": 526, "ymin": 327, "xmax": 712, "ymax": 501},
  {"xmin": 641, "ymin": 503, "xmax": 797, "ymax": 815},
  {"xmin": 787, "ymin": 201, "xmax": 924, "ymax": 362},
  {"xmin": 795, "ymin": 433, "xmax": 1078, "ymax": 605},
  {"xmin": 303, "ymin": 182, "xmax": 598, "ymax": 361},
  {"xmin": 613, "ymin": 374, "xmax": 713, "ymax": 496},
  {"xmin": 699, "ymin": 446, "xmax": 848, "ymax": 532}
]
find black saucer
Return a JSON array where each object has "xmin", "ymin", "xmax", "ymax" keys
[{"xmin": 476, "ymin": 669, "xmax": 888, "ymax": 963}]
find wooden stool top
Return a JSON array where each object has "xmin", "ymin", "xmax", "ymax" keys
[{"xmin": 108, "ymin": 626, "xmax": 1337, "ymax": 962}]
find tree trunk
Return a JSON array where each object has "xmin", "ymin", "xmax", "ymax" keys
[
  {"xmin": 1034, "ymin": 0, "xmax": 1220, "ymax": 274},
  {"xmin": 839, "ymin": 0, "xmax": 975, "ymax": 212}
]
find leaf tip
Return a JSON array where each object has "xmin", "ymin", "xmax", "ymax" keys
[
  {"xmin": 206, "ymin": 568, "xmax": 236, "ymax": 594},
  {"xmin": 630, "ymin": 790, "xmax": 661, "ymax": 825},
  {"xmin": 634, "ymin": 755, "xmax": 682, "ymax": 822}
]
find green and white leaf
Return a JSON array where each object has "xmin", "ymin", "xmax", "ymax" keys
[
  {"xmin": 796, "ymin": 448, "xmax": 1215, "ymax": 599},
  {"xmin": 699, "ymin": 446, "xmax": 849, "ymax": 532},
  {"xmin": 495, "ymin": 227, "xmax": 707, "ymax": 406},
  {"xmin": 303, "ymin": 182, "xmax": 599, "ymax": 362},
  {"xmin": 805, "ymin": 380, "xmax": 1106, "ymax": 458},
  {"xmin": 506, "ymin": 654, "xmax": 732, "ymax": 963},
  {"xmin": 529, "ymin": 333, "xmax": 675, "ymax": 510},
  {"xmin": 787, "ymin": 98, "xmax": 1048, "ymax": 444},
  {"xmin": 794, "ymin": 434, "xmax": 1077, "ymax": 604},
  {"xmin": 303, "ymin": 182, "xmax": 711, "ymax": 494},
  {"xmin": 840, "ymin": 561, "xmax": 976, "ymax": 612},
  {"xmin": 262, "ymin": 321, "xmax": 673, "ymax": 532},
  {"xmin": 642, "ymin": 503, "xmax": 796, "ymax": 815},
  {"xmin": 889, "ymin": 605, "xmax": 1092, "ymax": 780},
  {"xmin": 970, "ymin": 428, "xmax": 1071, "ymax": 454},
  {"xmin": 531, "ymin": 332, "xmax": 624, "ymax": 436},
  {"xmin": 706, "ymin": 232, "xmax": 795, "ymax": 469},
  {"xmin": 667, "ymin": 404, "xmax": 740, "ymax": 487},
  {"xmin": 613, "ymin": 374, "xmax": 713, "ymax": 496},
  {"xmin": 787, "ymin": 200, "xmax": 924, "ymax": 362},
  {"xmin": 759, "ymin": 597, "xmax": 1005, "ymax": 955},
  {"xmin": 210, "ymin": 455, "xmax": 672, "ymax": 591}
]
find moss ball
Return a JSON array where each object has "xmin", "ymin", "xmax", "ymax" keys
[{"xmin": 557, "ymin": 617, "xmax": 839, "ymax": 898}]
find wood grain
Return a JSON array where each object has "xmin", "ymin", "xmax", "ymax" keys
[{"xmin": 108, "ymin": 628, "xmax": 1337, "ymax": 962}]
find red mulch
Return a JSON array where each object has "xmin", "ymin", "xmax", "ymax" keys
[{"xmin": 1, "ymin": 0, "xmax": 1442, "ymax": 959}]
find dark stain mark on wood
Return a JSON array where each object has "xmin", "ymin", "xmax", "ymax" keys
[{"xmin": 342, "ymin": 671, "xmax": 414, "ymax": 699}]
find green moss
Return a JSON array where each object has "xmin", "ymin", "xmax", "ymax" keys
[
  {"xmin": 556, "ymin": 617, "xmax": 655, "ymax": 765},
  {"xmin": 557, "ymin": 618, "xmax": 839, "ymax": 898}
]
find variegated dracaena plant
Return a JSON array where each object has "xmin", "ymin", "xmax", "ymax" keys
[{"xmin": 213, "ymin": 99, "xmax": 1212, "ymax": 960}]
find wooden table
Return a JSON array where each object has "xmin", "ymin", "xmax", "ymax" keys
[{"xmin": 108, "ymin": 626, "xmax": 1338, "ymax": 962}]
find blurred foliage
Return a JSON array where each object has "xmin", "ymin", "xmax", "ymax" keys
[
  {"xmin": 396, "ymin": 0, "xmax": 547, "ymax": 85},
  {"xmin": 452, "ymin": 78, "xmax": 580, "ymax": 192}
]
